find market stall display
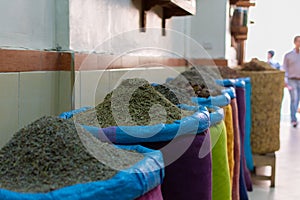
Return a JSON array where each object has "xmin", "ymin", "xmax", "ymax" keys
[
  {"xmin": 63, "ymin": 106, "xmax": 212, "ymax": 200},
  {"xmin": 217, "ymin": 78, "xmax": 254, "ymax": 172},
  {"xmin": 61, "ymin": 77, "xmax": 212, "ymax": 200},
  {"xmin": 191, "ymin": 88, "xmax": 235, "ymax": 188}
]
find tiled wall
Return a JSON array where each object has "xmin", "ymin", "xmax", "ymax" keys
[
  {"xmin": 0, "ymin": 67, "xmax": 187, "ymax": 148},
  {"xmin": 0, "ymin": 71, "xmax": 72, "ymax": 148},
  {"xmin": 0, "ymin": 73, "xmax": 19, "ymax": 148}
]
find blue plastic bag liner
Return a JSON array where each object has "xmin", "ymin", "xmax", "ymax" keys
[
  {"xmin": 222, "ymin": 87, "xmax": 236, "ymax": 99},
  {"xmin": 216, "ymin": 79, "xmax": 246, "ymax": 88},
  {"xmin": 178, "ymin": 105, "xmax": 224, "ymax": 127},
  {"xmin": 0, "ymin": 145, "xmax": 164, "ymax": 200},
  {"xmin": 177, "ymin": 104, "xmax": 199, "ymax": 112},
  {"xmin": 151, "ymin": 83, "xmax": 160, "ymax": 87},
  {"xmin": 191, "ymin": 92, "xmax": 231, "ymax": 108},
  {"xmin": 59, "ymin": 106, "xmax": 210, "ymax": 144},
  {"xmin": 208, "ymin": 106, "xmax": 224, "ymax": 127},
  {"xmin": 216, "ymin": 78, "xmax": 254, "ymax": 171},
  {"xmin": 59, "ymin": 107, "xmax": 92, "ymax": 119}
]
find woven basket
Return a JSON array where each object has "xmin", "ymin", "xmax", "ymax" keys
[{"xmin": 237, "ymin": 71, "xmax": 285, "ymax": 154}]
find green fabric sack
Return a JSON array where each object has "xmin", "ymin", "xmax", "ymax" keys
[{"xmin": 210, "ymin": 121, "xmax": 231, "ymax": 200}]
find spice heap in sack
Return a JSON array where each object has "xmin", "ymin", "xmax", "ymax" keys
[
  {"xmin": 74, "ymin": 78, "xmax": 193, "ymax": 128},
  {"xmin": 164, "ymin": 67, "xmax": 225, "ymax": 99},
  {"xmin": 152, "ymin": 84, "xmax": 180, "ymax": 105},
  {"xmin": 0, "ymin": 116, "xmax": 143, "ymax": 193},
  {"xmin": 241, "ymin": 58, "xmax": 276, "ymax": 71},
  {"xmin": 216, "ymin": 66, "xmax": 240, "ymax": 79}
]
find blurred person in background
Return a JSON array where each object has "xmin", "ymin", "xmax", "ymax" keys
[
  {"xmin": 267, "ymin": 50, "xmax": 281, "ymax": 70},
  {"xmin": 283, "ymin": 36, "xmax": 300, "ymax": 128}
]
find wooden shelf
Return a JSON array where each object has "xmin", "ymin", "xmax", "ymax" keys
[
  {"xmin": 230, "ymin": 0, "xmax": 239, "ymax": 5},
  {"xmin": 141, "ymin": 0, "xmax": 196, "ymax": 35},
  {"xmin": 230, "ymin": 0, "xmax": 256, "ymax": 7},
  {"xmin": 236, "ymin": 1, "xmax": 256, "ymax": 7},
  {"xmin": 235, "ymin": 34, "xmax": 248, "ymax": 41},
  {"xmin": 143, "ymin": 0, "xmax": 196, "ymax": 18},
  {"xmin": 164, "ymin": 0, "xmax": 196, "ymax": 17},
  {"xmin": 231, "ymin": 26, "xmax": 248, "ymax": 35}
]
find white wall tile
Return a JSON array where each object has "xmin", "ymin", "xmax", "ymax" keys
[
  {"xmin": 58, "ymin": 71, "xmax": 72, "ymax": 113},
  {"xmin": 74, "ymin": 71, "xmax": 81, "ymax": 109},
  {"xmin": 0, "ymin": 73, "xmax": 19, "ymax": 148},
  {"xmin": 19, "ymin": 71, "xmax": 59, "ymax": 128},
  {"xmin": 80, "ymin": 70, "xmax": 110, "ymax": 107}
]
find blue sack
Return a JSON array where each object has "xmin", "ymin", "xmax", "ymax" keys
[
  {"xmin": 59, "ymin": 106, "xmax": 210, "ymax": 144},
  {"xmin": 0, "ymin": 145, "xmax": 164, "ymax": 200}
]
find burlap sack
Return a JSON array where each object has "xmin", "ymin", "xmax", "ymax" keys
[{"xmin": 237, "ymin": 71, "xmax": 285, "ymax": 154}]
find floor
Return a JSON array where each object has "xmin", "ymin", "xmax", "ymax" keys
[{"xmin": 249, "ymin": 89, "xmax": 300, "ymax": 200}]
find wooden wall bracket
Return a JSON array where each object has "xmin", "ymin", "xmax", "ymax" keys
[{"xmin": 140, "ymin": 0, "xmax": 196, "ymax": 36}]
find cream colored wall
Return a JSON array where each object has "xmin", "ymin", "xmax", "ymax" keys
[
  {"xmin": 0, "ymin": 0, "xmax": 69, "ymax": 50},
  {"xmin": 74, "ymin": 67, "xmax": 187, "ymax": 108},
  {"xmin": 0, "ymin": 71, "xmax": 72, "ymax": 148},
  {"xmin": 69, "ymin": 0, "xmax": 187, "ymax": 58},
  {"xmin": 69, "ymin": 0, "xmax": 229, "ymax": 59}
]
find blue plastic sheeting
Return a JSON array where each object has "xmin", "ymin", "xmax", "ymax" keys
[
  {"xmin": 178, "ymin": 105, "xmax": 224, "ymax": 127},
  {"xmin": 151, "ymin": 83, "xmax": 159, "ymax": 87},
  {"xmin": 59, "ymin": 107, "xmax": 92, "ymax": 119},
  {"xmin": 191, "ymin": 92, "xmax": 231, "ymax": 108},
  {"xmin": 208, "ymin": 106, "xmax": 224, "ymax": 126},
  {"xmin": 222, "ymin": 87, "xmax": 236, "ymax": 99},
  {"xmin": 59, "ymin": 106, "xmax": 210, "ymax": 144},
  {"xmin": 216, "ymin": 78, "xmax": 254, "ymax": 171},
  {"xmin": 0, "ymin": 145, "xmax": 164, "ymax": 200},
  {"xmin": 216, "ymin": 79, "xmax": 246, "ymax": 89}
]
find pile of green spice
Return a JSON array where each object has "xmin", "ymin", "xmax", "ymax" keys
[
  {"xmin": 152, "ymin": 84, "xmax": 180, "ymax": 105},
  {"xmin": 153, "ymin": 83, "xmax": 195, "ymax": 106},
  {"xmin": 74, "ymin": 78, "xmax": 193, "ymax": 128},
  {"xmin": 0, "ymin": 116, "xmax": 143, "ymax": 193}
]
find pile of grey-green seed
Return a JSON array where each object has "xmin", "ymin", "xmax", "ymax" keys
[
  {"xmin": 0, "ymin": 116, "xmax": 143, "ymax": 193},
  {"xmin": 74, "ymin": 78, "xmax": 193, "ymax": 128}
]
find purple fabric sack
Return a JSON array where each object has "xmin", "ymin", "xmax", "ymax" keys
[
  {"xmin": 135, "ymin": 186, "xmax": 163, "ymax": 200},
  {"xmin": 142, "ymin": 131, "xmax": 212, "ymax": 200},
  {"xmin": 236, "ymin": 87, "xmax": 253, "ymax": 192}
]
